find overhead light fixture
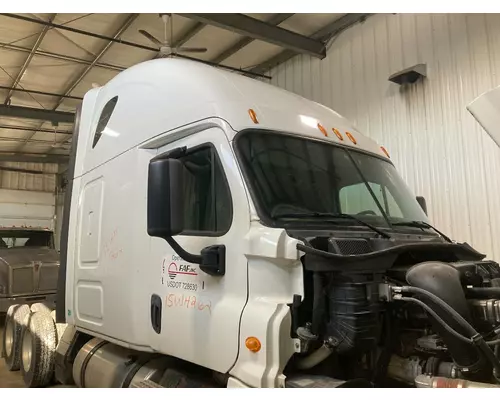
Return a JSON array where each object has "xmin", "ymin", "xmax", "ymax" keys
[{"xmin": 389, "ymin": 63, "xmax": 427, "ymax": 85}]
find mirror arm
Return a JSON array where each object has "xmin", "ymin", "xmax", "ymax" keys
[
  {"xmin": 165, "ymin": 236, "xmax": 202, "ymax": 265},
  {"xmin": 164, "ymin": 237, "xmax": 226, "ymax": 277}
]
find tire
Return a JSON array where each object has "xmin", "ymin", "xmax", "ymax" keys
[
  {"xmin": 1, "ymin": 304, "xmax": 30, "ymax": 371},
  {"xmin": 55, "ymin": 323, "xmax": 67, "ymax": 345},
  {"xmin": 20, "ymin": 311, "xmax": 57, "ymax": 387},
  {"xmin": 30, "ymin": 303, "xmax": 52, "ymax": 314}
]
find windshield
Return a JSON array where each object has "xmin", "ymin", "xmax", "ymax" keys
[
  {"xmin": 0, "ymin": 230, "xmax": 54, "ymax": 249},
  {"xmin": 235, "ymin": 130, "xmax": 428, "ymax": 230}
]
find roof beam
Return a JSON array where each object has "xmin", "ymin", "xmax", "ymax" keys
[
  {"xmin": 52, "ymin": 13, "xmax": 139, "ymax": 112},
  {"xmin": 4, "ymin": 14, "xmax": 57, "ymax": 105},
  {"xmin": 311, "ymin": 13, "xmax": 373, "ymax": 42},
  {"xmin": 0, "ymin": 15, "xmax": 270, "ymax": 80},
  {"xmin": 36, "ymin": 14, "xmax": 138, "ymax": 154},
  {"xmin": 0, "ymin": 152, "xmax": 68, "ymax": 164},
  {"xmin": 173, "ymin": 21, "xmax": 205, "ymax": 48},
  {"xmin": 248, "ymin": 13, "xmax": 373, "ymax": 76},
  {"xmin": 210, "ymin": 14, "xmax": 294, "ymax": 65},
  {"xmin": 1, "ymin": 13, "xmax": 157, "ymax": 53},
  {"xmin": 0, "ymin": 135, "xmax": 70, "ymax": 145},
  {"xmin": 179, "ymin": 14, "xmax": 326, "ymax": 58},
  {"xmin": 0, "ymin": 105, "xmax": 75, "ymax": 124},
  {"xmin": 0, "ymin": 84, "xmax": 83, "ymax": 101},
  {"xmin": 0, "ymin": 42, "xmax": 125, "ymax": 72},
  {"xmin": 0, "ymin": 166, "xmax": 49, "ymax": 175},
  {"xmin": 0, "ymin": 124, "xmax": 72, "ymax": 135}
]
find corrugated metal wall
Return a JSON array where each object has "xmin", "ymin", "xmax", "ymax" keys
[
  {"xmin": 0, "ymin": 162, "xmax": 63, "ymax": 249},
  {"xmin": 0, "ymin": 162, "xmax": 57, "ymax": 192},
  {"xmin": 270, "ymin": 13, "xmax": 500, "ymax": 260}
]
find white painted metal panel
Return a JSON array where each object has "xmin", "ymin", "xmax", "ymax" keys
[{"xmin": 270, "ymin": 13, "xmax": 500, "ymax": 260}]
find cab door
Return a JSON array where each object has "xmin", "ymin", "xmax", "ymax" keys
[{"xmin": 148, "ymin": 126, "xmax": 250, "ymax": 373}]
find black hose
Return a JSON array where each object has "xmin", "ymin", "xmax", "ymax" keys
[
  {"xmin": 400, "ymin": 297, "xmax": 500, "ymax": 347},
  {"xmin": 399, "ymin": 286, "xmax": 500, "ymax": 376},
  {"xmin": 405, "ymin": 263, "xmax": 485, "ymax": 378},
  {"xmin": 401, "ymin": 286, "xmax": 476, "ymax": 336},
  {"xmin": 467, "ymin": 287, "xmax": 500, "ymax": 298},
  {"xmin": 311, "ymin": 272, "xmax": 325, "ymax": 336},
  {"xmin": 399, "ymin": 297, "xmax": 473, "ymax": 345}
]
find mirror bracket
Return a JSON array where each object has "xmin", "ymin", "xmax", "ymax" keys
[
  {"xmin": 200, "ymin": 245, "xmax": 226, "ymax": 277},
  {"xmin": 165, "ymin": 237, "xmax": 226, "ymax": 277}
]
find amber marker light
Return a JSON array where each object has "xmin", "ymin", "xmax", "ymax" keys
[
  {"xmin": 248, "ymin": 109, "xmax": 259, "ymax": 124},
  {"xmin": 345, "ymin": 131, "xmax": 357, "ymax": 144},
  {"xmin": 245, "ymin": 337, "xmax": 262, "ymax": 353},
  {"xmin": 332, "ymin": 128, "xmax": 343, "ymax": 140}
]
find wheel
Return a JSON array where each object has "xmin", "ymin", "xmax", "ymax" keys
[
  {"xmin": 20, "ymin": 311, "xmax": 57, "ymax": 387},
  {"xmin": 30, "ymin": 303, "xmax": 52, "ymax": 314},
  {"xmin": 1, "ymin": 304, "xmax": 30, "ymax": 371}
]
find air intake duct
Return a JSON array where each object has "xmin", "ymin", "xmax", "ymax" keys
[{"xmin": 406, "ymin": 262, "xmax": 489, "ymax": 379}]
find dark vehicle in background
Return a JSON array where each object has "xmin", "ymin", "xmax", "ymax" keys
[{"xmin": 0, "ymin": 228, "xmax": 59, "ymax": 313}]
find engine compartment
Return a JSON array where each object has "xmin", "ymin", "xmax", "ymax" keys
[{"xmin": 287, "ymin": 234, "xmax": 500, "ymax": 387}]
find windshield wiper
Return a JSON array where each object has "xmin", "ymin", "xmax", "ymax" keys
[
  {"xmin": 392, "ymin": 220, "xmax": 452, "ymax": 243},
  {"xmin": 272, "ymin": 212, "xmax": 391, "ymax": 239}
]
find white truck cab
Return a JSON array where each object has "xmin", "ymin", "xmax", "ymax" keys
[{"xmin": 8, "ymin": 58, "xmax": 500, "ymax": 389}]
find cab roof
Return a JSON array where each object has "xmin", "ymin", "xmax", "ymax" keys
[{"xmin": 77, "ymin": 58, "xmax": 389, "ymax": 172}]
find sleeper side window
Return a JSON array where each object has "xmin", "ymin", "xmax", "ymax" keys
[
  {"xmin": 178, "ymin": 145, "xmax": 232, "ymax": 235},
  {"xmin": 92, "ymin": 96, "xmax": 118, "ymax": 148}
]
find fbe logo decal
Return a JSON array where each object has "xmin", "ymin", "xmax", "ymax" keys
[{"xmin": 167, "ymin": 262, "xmax": 197, "ymax": 280}]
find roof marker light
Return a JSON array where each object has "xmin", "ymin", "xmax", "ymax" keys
[
  {"xmin": 345, "ymin": 131, "xmax": 357, "ymax": 144},
  {"xmin": 318, "ymin": 123, "xmax": 328, "ymax": 137},
  {"xmin": 332, "ymin": 128, "xmax": 343, "ymax": 141},
  {"xmin": 381, "ymin": 146, "xmax": 390, "ymax": 158},
  {"xmin": 248, "ymin": 109, "xmax": 259, "ymax": 124}
]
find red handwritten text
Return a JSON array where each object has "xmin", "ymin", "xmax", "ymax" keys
[
  {"xmin": 166, "ymin": 293, "xmax": 212, "ymax": 314},
  {"xmin": 103, "ymin": 228, "xmax": 123, "ymax": 260}
]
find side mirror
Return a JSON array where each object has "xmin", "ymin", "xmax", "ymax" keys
[
  {"xmin": 147, "ymin": 157, "xmax": 185, "ymax": 238},
  {"xmin": 146, "ymin": 152, "xmax": 226, "ymax": 277},
  {"xmin": 416, "ymin": 196, "xmax": 428, "ymax": 216}
]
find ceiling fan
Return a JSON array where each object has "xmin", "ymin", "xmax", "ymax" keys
[{"xmin": 139, "ymin": 14, "xmax": 207, "ymax": 58}]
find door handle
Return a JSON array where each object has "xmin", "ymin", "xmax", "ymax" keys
[{"xmin": 150, "ymin": 294, "xmax": 162, "ymax": 334}]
